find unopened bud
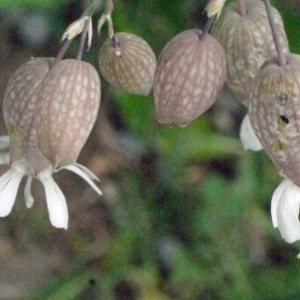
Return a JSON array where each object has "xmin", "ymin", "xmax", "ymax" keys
[
  {"xmin": 35, "ymin": 59, "xmax": 101, "ymax": 169},
  {"xmin": 154, "ymin": 29, "xmax": 226, "ymax": 127},
  {"xmin": 212, "ymin": 0, "xmax": 289, "ymax": 105},
  {"xmin": 98, "ymin": 32, "xmax": 157, "ymax": 95}
]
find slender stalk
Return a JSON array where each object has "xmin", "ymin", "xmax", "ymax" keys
[
  {"xmin": 82, "ymin": 0, "xmax": 103, "ymax": 18},
  {"xmin": 53, "ymin": 40, "xmax": 72, "ymax": 66},
  {"xmin": 54, "ymin": 0, "xmax": 104, "ymax": 65},
  {"xmin": 238, "ymin": 0, "xmax": 246, "ymax": 16},
  {"xmin": 264, "ymin": 0, "xmax": 286, "ymax": 66},
  {"xmin": 200, "ymin": 16, "xmax": 215, "ymax": 40},
  {"xmin": 76, "ymin": 19, "xmax": 90, "ymax": 60}
]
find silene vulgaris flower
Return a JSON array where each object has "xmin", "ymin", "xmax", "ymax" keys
[{"xmin": 0, "ymin": 57, "xmax": 101, "ymax": 229}]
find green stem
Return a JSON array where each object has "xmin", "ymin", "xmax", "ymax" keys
[
  {"xmin": 53, "ymin": 40, "xmax": 72, "ymax": 66},
  {"xmin": 76, "ymin": 19, "xmax": 90, "ymax": 60},
  {"xmin": 238, "ymin": 0, "xmax": 246, "ymax": 16},
  {"xmin": 200, "ymin": 16, "xmax": 215, "ymax": 40},
  {"xmin": 82, "ymin": 0, "xmax": 104, "ymax": 18},
  {"xmin": 54, "ymin": 0, "xmax": 104, "ymax": 65},
  {"xmin": 263, "ymin": 0, "xmax": 286, "ymax": 66}
]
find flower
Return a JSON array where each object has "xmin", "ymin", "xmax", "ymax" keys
[
  {"xmin": 98, "ymin": 32, "xmax": 157, "ymax": 96},
  {"xmin": 0, "ymin": 155, "xmax": 102, "ymax": 229},
  {"xmin": 239, "ymin": 114, "xmax": 263, "ymax": 151},
  {"xmin": 0, "ymin": 57, "xmax": 102, "ymax": 229},
  {"xmin": 211, "ymin": 0, "xmax": 289, "ymax": 105},
  {"xmin": 271, "ymin": 178, "xmax": 300, "ymax": 244},
  {"xmin": 153, "ymin": 29, "xmax": 226, "ymax": 126}
]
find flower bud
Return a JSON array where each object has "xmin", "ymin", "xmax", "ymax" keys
[
  {"xmin": 154, "ymin": 29, "xmax": 226, "ymax": 127},
  {"xmin": 3, "ymin": 57, "xmax": 54, "ymax": 174},
  {"xmin": 248, "ymin": 53, "xmax": 300, "ymax": 187},
  {"xmin": 98, "ymin": 32, "xmax": 156, "ymax": 95},
  {"xmin": 212, "ymin": 0, "xmax": 289, "ymax": 105},
  {"xmin": 35, "ymin": 59, "xmax": 101, "ymax": 169}
]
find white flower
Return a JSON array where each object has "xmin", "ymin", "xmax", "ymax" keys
[
  {"xmin": 271, "ymin": 178, "xmax": 300, "ymax": 244},
  {"xmin": 0, "ymin": 153, "xmax": 101, "ymax": 229},
  {"xmin": 239, "ymin": 114, "xmax": 263, "ymax": 152}
]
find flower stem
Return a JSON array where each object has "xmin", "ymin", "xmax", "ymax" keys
[
  {"xmin": 82, "ymin": 0, "xmax": 103, "ymax": 18},
  {"xmin": 53, "ymin": 40, "xmax": 72, "ymax": 66},
  {"xmin": 54, "ymin": 0, "xmax": 103, "ymax": 65},
  {"xmin": 76, "ymin": 19, "xmax": 90, "ymax": 60},
  {"xmin": 200, "ymin": 16, "xmax": 215, "ymax": 40},
  {"xmin": 264, "ymin": 0, "xmax": 286, "ymax": 66},
  {"xmin": 238, "ymin": 0, "xmax": 246, "ymax": 16}
]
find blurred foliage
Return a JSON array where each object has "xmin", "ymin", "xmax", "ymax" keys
[{"xmin": 1, "ymin": 0, "xmax": 300, "ymax": 299}]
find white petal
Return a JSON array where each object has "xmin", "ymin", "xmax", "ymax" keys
[
  {"xmin": 240, "ymin": 114, "xmax": 263, "ymax": 152},
  {"xmin": 38, "ymin": 167, "xmax": 68, "ymax": 229},
  {"xmin": 272, "ymin": 178, "xmax": 300, "ymax": 243},
  {"xmin": 24, "ymin": 176, "xmax": 34, "ymax": 209},
  {"xmin": 61, "ymin": 164, "xmax": 102, "ymax": 196},
  {"xmin": 0, "ymin": 136, "xmax": 9, "ymax": 149},
  {"xmin": 271, "ymin": 178, "xmax": 290, "ymax": 228},
  {"xmin": 73, "ymin": 163, "xmax": 100, "ymax": 181},
  {"xmin": 0, "ymin": 162, "xmax": 27, "ymax": 217}
]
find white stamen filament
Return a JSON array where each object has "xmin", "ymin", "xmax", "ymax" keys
[
  {"xmin": 0, "ymin": 161, "xmax": 28, "ymax": 217},
  {"xmin": 24, "ymin": 176, "xmax": 35, "ymax": 208},
  {"xmin": 38, "ymin": 167, "xmax": 68, "ymax": 229}
]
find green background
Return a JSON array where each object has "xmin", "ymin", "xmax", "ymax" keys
[{"xmin": 0, "ymin": 0, "xmax": 300, "ymax": 299}]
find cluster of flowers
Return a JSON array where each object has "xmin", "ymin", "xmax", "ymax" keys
[
  {"xmin": 2, "ymin": 0, "xmax": 300, "ymax": 252},
  {"xmin": 211, "ymin": 0, "xmax": 300, "ymax": 250},
  {"xmin": 1, "ymin": 57, "xmax": 102, "ymax": 229}
]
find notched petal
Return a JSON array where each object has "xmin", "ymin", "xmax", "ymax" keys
[
  {"xmin": 0, "ymin": 161, "xmax": 28, "ymax": 217},
  {"xmin": 60, "ymin": 164, "xmax": 102, "ymax": 196},
  {"xmin": 38, "ymin": 167, "xmax": 68, "ymax": 229}
]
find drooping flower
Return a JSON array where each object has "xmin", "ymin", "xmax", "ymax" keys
[
  {"xmin": 212, "ymin": 0, "xmax": 289, "ymax": 105},
  {"xmin": 98, "ymin": 32, "xmax": 157, "ymax": 96},
  {"xmin": 35, "ymin": 59, "xmax": 101, "ymax": 169},
  {"xmin": 34, "ymin": 58, "xmax": 102, "ymax": 228},
  {"xmin": 1, "ymin": 57, "xmax": 53, "ymax": 219},
  {"xmin": 153, "ymin": 29, "xmax": 226, "ymax": 127},
  {"xmin": 212, "ymin": 0, "xmax": 289, "ymax": 151},
  {"xmin": 249, "ymin": 53, "xmax": 300, "ymax": 246},
  {"xmin": 0, "ymin": 57, "xmax": 102, "ymax": 229}
]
